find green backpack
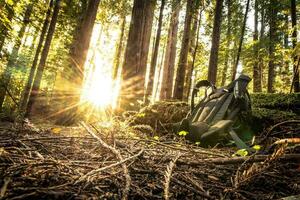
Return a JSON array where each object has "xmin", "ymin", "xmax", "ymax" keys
[{"xmin": 177, "ymin": 75, "xmax": 252, "ymax": 150}]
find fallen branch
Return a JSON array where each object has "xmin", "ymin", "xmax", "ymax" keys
[
  {"xmin": 164, "ymin": 153, "xmax": 181, "ymax": 200},
  {"xmin": 80, "ymin": 122, "xmax": 131, "ymax": 200},
  {"xmin": 76, "ymin": 149, "xmax": 144, "ymax": 182},
  {"xmin": 172, "ymin": 154, "xmax": 300, "ymax": 166}
]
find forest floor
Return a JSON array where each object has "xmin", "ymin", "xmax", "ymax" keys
[{"xmin": 0, "ymin": 114, "xmax": 300, "ymax": 200}]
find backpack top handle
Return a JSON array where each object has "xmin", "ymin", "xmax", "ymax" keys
[{"xmin": 191, "ymin": 80, "xmax": 216, "ymax": 112}]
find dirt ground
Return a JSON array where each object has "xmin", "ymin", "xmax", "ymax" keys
[{"xmin": 0, "ymin": 118, "xmax": 299, "ymax": 200}]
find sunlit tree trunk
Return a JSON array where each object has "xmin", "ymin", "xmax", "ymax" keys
[
  {"xmin": 207, "ymin": 0, "xmax": 223, "ymax": 85},
  {"xmin": 112, "ymin": 17, "xmax": 126, "ymax": 80},
  {"xmin": 183, "ymin": 7, "xmax": 201, "ymax": 101},
  {"xmin": 231, "ymin": 0, "xmax": 250, "ymax": 81},
  {"xmin": 160, "ymin": 0, "xmax": 180, "ymax": 100},
  {"xmin": 173, "ymin": 0, "xmax": 193, "ymax": 100},
  {"xmin": 55, "ymin": 0, "xmax": 100, "ymax": 124},
  {"xmin": 0, "ymin": 4, "xmax": 33, "ymax": 111},
  {"xmin": 253, "ymin": 0, "xmax": 260, "ymax": 92},
  {"xmin": 20, "ymin": 0, "xmax": 54, "ymax": 114},
  {"xmin": 291, "ymin": 0, "xmax": 299, "ymax": 92},
  {"xmin": 221, "ymin": 0, "xmax": 231, "ymax": 86},
  {"xmin": 26, "ymin": 0, "xmax": 61, "ymax": 116},
  {"xmin": 121, "ymin": 0, "xmax": 156, "ymax": 109},
  {"xmin": 145, "ymin": 0, "xmax": 165, "ymax": 103},
  {"xmin": 68, "ymin": 0, "xmax": 100, "ymax": 88},
  {"xmin": 267, "ymin": 0, "xmax": 278, "ymax": 93}
]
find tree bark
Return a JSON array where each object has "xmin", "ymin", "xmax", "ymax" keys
[
  {"xmin": 257, "ymin": 4, "xmax": 265, "ymax": 92},
  {"xmin": 291, "ymin": 0, "xmax": 299, "ymax": 92},
  {"xmin": 183, "ymin": 8, "xmax": 202, "ymax": 101},
  {"xmin": 231, "ymin": 0, "xmax": 250, "ymax": 81},
  {"xmin": 253, "ymin": 0, "xmax": 260, "ymax": 92},
  {"xmin": 207, "ymin": 0, "xmax": 224, "ymax": 85},
  {"xmin": 68, "ymin": 0, "xmax": 101, "ymax": 88},
  {"xmin": 26, "ymin": 0, "xmax": 61, "ymax": 116},
  {"xmin": 267, "ymin": 0, "xmax": 278, "ymax": 93},
  {"xmin": 112, "ymin": 17, "xmax": 126, "ymax": 80},
  {"xmin": 173, "ymin": 0, "xmax": 193, "ymax": 100},
  {"xmin": 221, "ymin": 0, "xmax": 231, "ymax": 86},
  {"xmin": 0, "ymin": 4, "xmax": 33, "ymax": 111},
  {"xmin": 145, "ymin": 0, "xmax": 165, "ymax": 103},
  {"xmin": 19, "ymin": 0, "xmax": 54, "ymax": 114},
  {"xmin": 120, "ymin": 0, "xmax": 156, "ymax": 109},
  {"xmin": 160, "ymin": 0, "xmax": 180, "ymax": 100}
]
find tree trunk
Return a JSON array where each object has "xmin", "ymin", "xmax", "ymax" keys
[
  {"xmin": 253, "ymin": 0, "xmax": 260, "ymax": 92},
  {"xmin": 183, "ymin": 7, "xmax": 201, "ymax": 101},
  {"xmin": 221, "ymin": 0, "xmax": 231, "ymax": 86},
  {"xmin": 120, "ymin": 0, "xmax": 156, "ymax": 109},
  {"xmin": 207, "ymin": 0, "xmax": 223, "ymax": 84},
  {"xmin": 267, "ymin": 0, "xmax": 278, "ymax": 93},
  {"xmin": 291, "ymin": 0, "xmax": 299, "ymax": 92},
  {"xmin": 173, "ymin": 0, "xmax": 193, "ymax": 100},
  {"xmin": 257, "ymin": 5, "xmax": 265, "ymax": 91},
  {"xmin": 26, "ymin": 0, "xmax": 61, "ymax": 116},
  {"xmin": 231, "ymin": 0, "xmax": 250, "ymax": 81},
  {"xmin": 0, "ymin": 4, "xmax": 33, "ymax": 111},
  {"xmin": 160, "ymin": 0, "xmax": 180, "ymax": 100},
  {"xmin": 68, "ymin": 0, "xmax": 101, "ymax": 88},
  {"xmin": 145, "ymin": 0, "xmax": 165, "ymax": 103},
  {"xmin": 112, "ymin": 17, "xmax": 126, "ymax": 80},
  {"xmin": 19, "ymin": 0, "xmax": 54, "ymax": 114}
]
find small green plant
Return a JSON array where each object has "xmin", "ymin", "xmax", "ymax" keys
[{"xmin": 178, "ymin": 130, "xmax": 189, "ymax": 136}]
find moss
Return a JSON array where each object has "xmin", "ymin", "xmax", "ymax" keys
[
  {"xmin": 250, "ymin": 93, "xmax": 300, "ymax": 113},
  {"xmin": 130, "ymin": 101, "xmax": 189, "ymax": 131}
]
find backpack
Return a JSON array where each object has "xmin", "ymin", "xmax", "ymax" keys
[{"xmin": 177, "ymin": 74, "xmax": 252, "ymax": 150}]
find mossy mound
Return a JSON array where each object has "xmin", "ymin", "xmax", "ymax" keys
[
  {"xmin": 130, "ymin": 94, "xmax": 299, "ymax": 135},
  {"xmin": 251, "ymin": 93, "xmax": 300, "ymax": 113},
  {"xmin": 130, "ymin": 101, "xmax": 189, "ymax": 132}
]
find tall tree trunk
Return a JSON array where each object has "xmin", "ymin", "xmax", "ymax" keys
[
  {"xmin": 231, "ymin": 0, "xmax": 250, "ymax": 81},
  {"xmin": 120, "ymin": 0, "xmax": 156, "ymax": 109},
  {"xmin": 253, "ymin": 0, "xmax": 260, "ymax": 92},
  {"xmin": 267, "ymin": 0, "xmax": 278, "ymax": 93},
  {"xmin": 282, "ymin": 14, "xmax": 290, "ymax": 87},
  {"xmin": 145, "ymin": 0, "xmax": 165, "ymax": 103},
  {"xmin": 183, "ymin": 7, "xmax": 201, "ymax": 101},
  {"xmin": 112, "ymin": 17, "xmax": 126, "ymax": 80},
  {"xmin": 26, "ymin": 0, "xmax": 61, "ymax": 116},
  {"xmin": 221, "ymin": 0, "xmax": 231, "ymax": 86},
  {"xmin": 291, "ymin": 0, "xmax": 299, "ymax": 92},
  {"xmin": 173, "ymin": 0, "xmax": 193, "ymax": 100},
  {"xmin": 258, "ymin": 4, "xmax": 265, "ymax": 91},
  {"xmin": 0, "ymin": 4, "xmax": 33, "ymax": 111},
  {"xmin": 56, "ymin": 0, "xmax": 100, "ymax": 124},
  {"xmin": 19, "ymin": 0, "xmax": 54, "ymax": 114},
  {"xmin": 207, "ymin": 0, "xmax": 224, "ymax": 84},
  {"xmin": 68, "ymin": 0, "xmax": 101, "ymax": 88},
  {"xmin": 160, "ymin": 0, "xmax": 180, "ymax": 100}
]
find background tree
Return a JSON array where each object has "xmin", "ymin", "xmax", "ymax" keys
[
  {"xmin": 207, "ymin": 0, "xmax": 224, "ymax": 85},
  {"xmin": 26, "ymin": 0, "xmax": 61, "ymax": 116},
  {"xmin": 145, "ymin": 0, "xmax": 165, "ymax": 103},
  {"xmin": 173, "ymin": 0, "xmax": 194, "ymax": 100},
  {"xmin": 160, "ymin": 0, "xmax": 181, "ymax": 100},
  {"xmin": 290, "ymin": 0, "xmax": 299, "ymax": 92},
  {"xmin": 121, "ymin": 0, "xmax": 156, "ymax": 109}
]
